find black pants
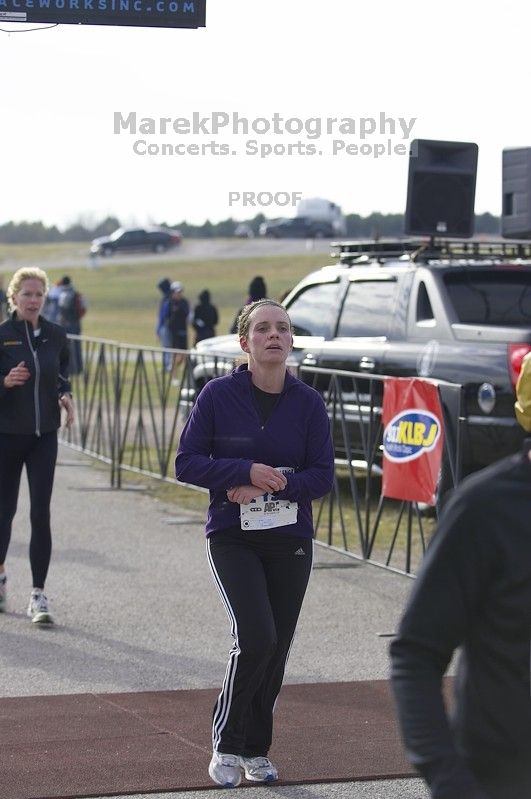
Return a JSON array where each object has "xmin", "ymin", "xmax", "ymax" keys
[
  {"xmin": 206, "ymin": 527, "xmax": 313, "ymax": 757},
  {"xmin": 0, "ymin": 431, "xmax": 58, "ymax": 588},
  {"xmin": 474, "ymin": 757, "xmax": 531, "ymax": 799}
]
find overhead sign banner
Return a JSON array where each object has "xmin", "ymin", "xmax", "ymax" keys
[
  {"xmin": 381, "ymin": 377, "xmax": 444, "ymax": 505},
  {"xmin": 0, "ymin": 0, "xmax": 205, "ymax": 28}
]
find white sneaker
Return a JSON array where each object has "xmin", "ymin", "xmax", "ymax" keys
[
  {"xmin": 27, "ymin": 591, "xmax": 54, "ymax": 624},
  {"xmin": 240, "ymin": 755, "xmax": 278, "ymax": 782},
  {"xmin": 0, "ymin": 575, "xmax": 6, "ymax": 613},
  {"xmin": 208, "ymin": 752, "xmax": 242, "ymax": 788}
]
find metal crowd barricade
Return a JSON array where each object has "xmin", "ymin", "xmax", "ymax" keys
[
  {"xmin": 62, "ymin": 335, "xmax": 464, "ymax": 576},
  {"xmin": 300, "ymin": 366, "xmax": 464, "ymax": 576},
  {"xmin": 62, "ymin": 335, "xmax": 195, "ymax": 488}
]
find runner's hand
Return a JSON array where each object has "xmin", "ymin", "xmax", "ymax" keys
[
  {"xmin": 227, "ymin": 485, "xmax": 265, "ymax": 504},
  {"xmin": 4, "ymin": 361, "xmax": 30, "ymax": 388},
  {"xmin": 250, "ymin": 463, "xmax": 287, "ymax": 493},
  {"xmin": 59, "ymin": 394, "xmax": 75, "ymax": 428}
]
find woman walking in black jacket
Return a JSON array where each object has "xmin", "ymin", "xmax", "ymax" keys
[{"xmin": 0, "ymin": 267, "xmax": 74, "ymax": 624}]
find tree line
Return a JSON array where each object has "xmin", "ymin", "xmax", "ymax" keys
[{"xmin": 0, "ymin": 212, "xmax": 501, "ymax": 243}]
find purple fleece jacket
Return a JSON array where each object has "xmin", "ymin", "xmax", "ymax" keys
[{"xmin": 175, "ymin": 365, "xmax": 334, "ymax": 537}]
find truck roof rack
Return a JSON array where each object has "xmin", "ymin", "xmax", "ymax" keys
[{"xmin": 332, "ymin": 237, "xmax": 531, "ymax": 265}]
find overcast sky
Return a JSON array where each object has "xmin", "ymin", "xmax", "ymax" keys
[{"xmin": 1, "ymin": 0, "xmax": 529, "ymax": 230}]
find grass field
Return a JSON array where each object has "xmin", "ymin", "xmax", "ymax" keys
[
  {"xmin": 1, "ymin": 242, "xmax": 432, "ymax": 569},
  {"xmin": 0, "ymin": 241, "xmax": 88, "ymax": 265},
  {"xmin": 1, "ymin": 244, "xmax": 328, "ymax": 343}
]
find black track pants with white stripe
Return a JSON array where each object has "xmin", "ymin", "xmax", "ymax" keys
[{"xmin": 207, "ymin": 526, "xmax": 313, "ymax": 757}]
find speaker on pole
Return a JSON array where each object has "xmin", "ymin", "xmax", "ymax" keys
[
  {"xmin": 502, "ymin": 147, "xmax": 531, "ymax": 239},
  {"xmin": 405, "ymin": 139, "xmax": 478, "ymax": 238}
]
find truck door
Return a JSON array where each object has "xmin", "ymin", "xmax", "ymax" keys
[
  {"xmin": 317, "ymin": 275, "xmax": 398, "ymax": 377},
  {"xmin": 284, "ymin": 277, "xmax": 343, "ymax": 386},
  {"xmin": 314, "ymin": 274, "xmax": 399, "ymax": 464}
]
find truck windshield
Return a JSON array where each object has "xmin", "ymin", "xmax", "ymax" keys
[{"xmin": 444, "ymin": 269, "xmax": 531, "ymax": 326}]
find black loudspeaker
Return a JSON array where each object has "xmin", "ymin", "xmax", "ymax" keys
[
  {"xmin": 405, "ymin": 139, "xmax": 478, "ymax": 238},
  {"xmin": 502, "ymin": 147, "xmax": 531, "ymax": 239}
]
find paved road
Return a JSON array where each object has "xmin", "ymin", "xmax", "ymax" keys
[
  {"xmin": 3, "ymin": 444, "xmax": 429, "ymax": 799},
  {"xmin": 0, "ymin": 237, "xmax": 337, "ymax": 274}
]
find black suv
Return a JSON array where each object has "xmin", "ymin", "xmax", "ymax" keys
[
  {"xmin": 192, "ymin": 238, "xmax": 531, "ymax": 475},
  {"xmin": 90, "ymin": 226, "xmax": 182, "ymax": 256},
  {"xmin": 259, "ymin": 216, "xmax": 335, "ymax": 239}
]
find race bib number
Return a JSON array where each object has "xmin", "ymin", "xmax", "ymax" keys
[{"xmin": 240, "ymin": 466, "xmax": 298, "ymax": 531}]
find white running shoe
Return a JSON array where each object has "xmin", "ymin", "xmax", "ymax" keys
[
  {"xmin": 240, "ymin": 755, "xmax": 279, "ymax": 782},
  {"xmin": 0, "ymin": 575, "xmax": 6, "ymax": 613},
  {"xmin": 27, "ymin": 591, "xmax": 54, "ymax": 625},
  {"xmin": 208, "ymin": 752, "xmax": 242, "ymax": 788}
]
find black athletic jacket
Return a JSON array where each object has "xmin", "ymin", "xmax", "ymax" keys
[
  {"xmin": 0, "ymin": 313, "xmax": 71, "ymax": 435},
  {"xmin": 390, "ymin": 443, "xmax": 531, "ymax": 799}
]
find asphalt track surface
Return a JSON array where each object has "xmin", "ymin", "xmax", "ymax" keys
[
  {"xmin": 0, "ymin": 237, "xmax": 338, "ymax": 274},
  {"xmin": 2, "ymin": 446, "xmax": 430, "ymax": 799}
]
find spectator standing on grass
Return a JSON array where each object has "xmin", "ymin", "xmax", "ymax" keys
[
  {"xmin": 55, "ymin": 276, "xmax": 87, "ymax": 375},
  {"xmin": 192, "ymin": 289, "xmax": 218, "ymax": 344},
  {"xmin": 389, "ymin": 352, "xmax": 531, "ymax": 799},
  {"xmin": 168, "ymin": 281, "xmax": 189, "ymax": 368},
  {"xmin": 0, "ymin": 277, "xmax": 7, "ymax": 322},
  {"xmin": 0, "ymin": 267, "xmax": 74, "ymax": 625},
  {"xmin": 42, "ymin": 279, "xmax": 61, "ymax": 323},
  {"xmin": 0, "ymin": 278, "xmax": 7, "ymax": 322},
  {"xmin": 229, "ymin": 275, "xmax": 268, "ymax": 334},
  {"xmin": 156, "ymin": 277, "xmax": 172, "ymax": 371},
  {"xmin": 175, "ymin": 299, "xmax": 334, "ymax": 788}
]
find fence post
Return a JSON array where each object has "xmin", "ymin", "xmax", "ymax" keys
[{"xmin": 111, "ymin": 343, "xmax": 122, "ymax": 489}]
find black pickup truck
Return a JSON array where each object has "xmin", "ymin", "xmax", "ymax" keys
[{"xmin": 191, "ymin": 238, "xmax": 531, "ymax": 475}]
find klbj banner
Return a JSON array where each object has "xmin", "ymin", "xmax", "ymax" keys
[{"xmin": 381, "ymin": 377, "xmax": 444, "ymax": 505}]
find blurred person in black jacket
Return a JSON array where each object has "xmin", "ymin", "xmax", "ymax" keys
[
  {"xmin": 168, "ymin": 281, "xmax": 189, "ymax": 369},
  {"xmin": 156, "ymin": 277, "xmax": 172, "ymax": 372},
  {"xmin": 0, "ymin": 276, "xmax": 7, "ymax": 322},
  {"xmin": 229, "ymin": 276, "xmax": 267, "ymax": 334},
  {"xmin": 0, "ymin": 267, "xmax": 74, "ymax": 625},
  {"xmin": 192, "ymin": 289, "xmax": 219, "ymax": 344},
  {"xmin": 390, "ymin": 354, "xmax": 531, "ymax": 799}
]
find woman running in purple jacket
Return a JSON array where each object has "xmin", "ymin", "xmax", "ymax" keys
[{"xmin": 175, "ymin": 299, "xmax": 334, "ymax": 787}]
